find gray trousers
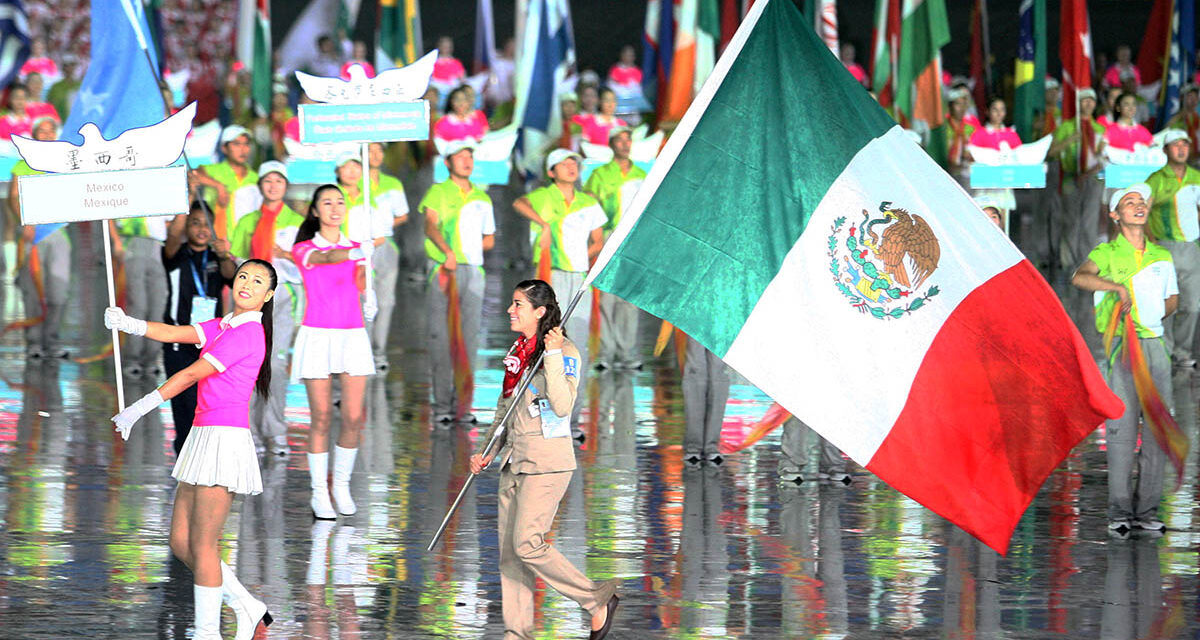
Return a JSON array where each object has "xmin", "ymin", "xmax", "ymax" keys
[
  {"xmin": 122, "ymin": 236, "xmax": 167, "ymax": 369},
  {"xmin": 598, "ymin": 292, "xmax": 639, "ymax": 366},
  {"xmin": 1060, "ymin": 177, "xmax": 1104, "ymax": 272},
  {"xmin": 1106, "ymin": 337, "xmax": 1171, "ymax": 522},
  {"xmin": 1162, "ymin": 240, "xmax": 1200, "ymax": 362},
  {"xmin": 1030, "ymin": 163, "xmax": 1063, "ymax": 267},
  {"xmin": 549, "ymin": 269, "xmax": 589, "ymax": 427},
  {"xmin": 250, "ymin": 283, "xmax": 300, "ymax": 442},
  {"xmin": 368, "ymin": 240, "xmax": 399, "ymax": 358},
  {"xmin": 428, "ymin": 261, "xmax": 485, "ymax": 415},
  {"xmin": 779, "ymin": 416, "xmax": 845, "ymax": 476},
  {"xmin": 17, "ymin": 231, "xmax": 70, "ymax": 352},
  {"xmin": 682, "ymin": 336, "xmax": 729, "ymax": 456}
]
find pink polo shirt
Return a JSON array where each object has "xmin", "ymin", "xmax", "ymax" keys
[
  {"xmin": 608, "ymin": 64, "xmax": 642, "ymax": 88},
  {"xmin": 577, "ymin": 114, "xmax": 628, "ymax": 146},
  {"xmin": 192, "ymin": 312, "xmax": 266, "ymax": 429},
  {"xmin": 432, "ymin": 57, "xmax": 466, "ymax": 84},
  {"xmin": 292, "ymin": 233, "xmax": 366, "ymax": 329},
  {"xmin": 969, "ymin": 125, "xmax": 1022, "ymax": 150},
  {"xmin": 1104, "ymin": 122, "xmax": 1153, "ymax": 151},
  {"xmin": 433, "ymin": 111, "xmax": 488, "ymax": 142}
]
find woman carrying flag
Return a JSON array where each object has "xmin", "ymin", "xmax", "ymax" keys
[
  {"xmin": 468, "ymin": 279, "xmax": 620, "ymax": 640},
  {"xmin": 1070, "ymin": 184, "xmax": 1183, "ymax": 539},
  {"xmin": 104, "ymin": 259, "xmax": 278, "ymax": 640},
  {"xmin": 290, "ymin": 185, "xmax": 375, "ymax": 520}
]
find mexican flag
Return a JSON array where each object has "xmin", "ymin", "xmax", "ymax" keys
[{"xmin": 585, "ymin": 0, "xmax": 1122, "ymax": 554}]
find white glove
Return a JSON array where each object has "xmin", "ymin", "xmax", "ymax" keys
[
  {"xmin": 359, "ymin": 240, "xmax": 375, "ymax": 260},
  {"xmin": 104, "ymin": 306, "xmax": 147, "ymax": 336},
  {"xmin": 362, "ymin": 289, "xmax": 378, "ymax": 322},
  {"xmin": 111, "ymin": 389, "xmax": 164, "ymax": 440}
]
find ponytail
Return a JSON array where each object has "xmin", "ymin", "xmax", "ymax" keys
[
  {"xmin": 237, "ymin": 258, "xmax": 278, "ymax": 399},
  {"xmin": 514, "ymin": 279, "xmax": 563, "ymax": 362}
]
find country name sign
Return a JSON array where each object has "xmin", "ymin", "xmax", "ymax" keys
[
  {"xmin": 299, "ymin": 102, "xmax": 430, "ymax": 144},
  {"xmin": 17, "ymin": 165, "xmax": 189, "ymax": 224}
]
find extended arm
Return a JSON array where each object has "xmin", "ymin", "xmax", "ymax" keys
[{"xmin": 1071, "ymin": 259, "xmax": 1130, "ymax": 311}]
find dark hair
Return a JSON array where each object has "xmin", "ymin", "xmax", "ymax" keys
[
  {"xmin": 189, "ymin": 200, "xmax": 215, "ymax": 225},
  {"xmin": 446, "ymin": 85, "xmax": 472, "ymax": 111},
  {"xmin": 514, "ymin": 279, "xmax": 563, "ymax": 362},
  {"xmin": 294, "ymin": 184, "xmax": 343, "ymax": 244},
  {"xmin": 236, "ymin": 259, "xmax": 277, "ymax": 398},
  {"xmin": 1114, "ymin": 91, "xmax": 1139, "ymax": 118},
  {"xmin": 598, "ymin": 86, "xmax": 616, "ymax": 102}
]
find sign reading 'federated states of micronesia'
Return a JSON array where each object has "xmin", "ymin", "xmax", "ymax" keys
[
  {"xmin": 299, "ymin": 102, "xmax": 430, "ymax": 144},
  {"xmin": 17, "ymin": 165, "xmax": 189, "ymax": 224}
]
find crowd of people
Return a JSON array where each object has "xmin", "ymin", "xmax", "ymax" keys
[{"xmin": 2, "ymin": 13, "xmax": 1200, "ymax": 639}]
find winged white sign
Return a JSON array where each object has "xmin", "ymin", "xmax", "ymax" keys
[{"xmin": 14, "ymin": 102, "xmax": 197, "ymax": 174}]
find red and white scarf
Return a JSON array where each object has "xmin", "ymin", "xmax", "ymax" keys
[{"xmin": 502, "ymin": 334, "xmax": 537, "ymax": 398}]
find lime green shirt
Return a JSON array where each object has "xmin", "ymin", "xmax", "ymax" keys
[
  {"xmin": 583, "ymin": 160, "xmax": 647, "ymax": 234},
  {"xmin": 1088, "ymin": 234, "xmax": 1178, "ymax": 338},
  {"xmin": 1051, "ymin": 118, "xmax": 1106, "ymax": 177},
  {"xmin": 526, "ymin": 185, "xmax": 607, "ymax": 272},
  {"xmin": 419, "ymin": 179, "xmax": 495, "ymax": 266},
  {"xmin": 200, "ymin": 160, "xmax": 259, "ymax": 238},
  {"xmin": 230, "ymin": 202, "xmax": 306, "ymax": 260},
  {"xmin": 1145, "ymin": 164, "xmax": 1200, "ymax": 243}
]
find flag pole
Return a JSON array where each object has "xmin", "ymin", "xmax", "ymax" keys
[
  {"xmin": 427, "ymin": 286, "xmax": 587, "ymax": 552},
  {"xmin": 103, "ymin": 222, "xmax": 126, "ymax": 411}
]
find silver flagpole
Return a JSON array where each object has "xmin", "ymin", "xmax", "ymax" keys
[{"xmin": 427, "ymin": 285, "xmax": 587, "ymax": 552}]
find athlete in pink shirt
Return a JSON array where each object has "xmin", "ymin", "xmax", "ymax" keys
[
  {"xmin": 290, "ymin": 184, "xmax": 375, "ymax": 520},
  {"xmin": 579, "ymin": 88, "xmax": 628, "ymax": 146},
  {"xmin": 433, "ymin": 86, "xmax": 489, "ymax": 143},
  {"xmin": 1104, "ymin": 91, "xmax": 1153, "ymax": 151},
  {"xmin": 104, "ymin": 259, "xmax": 277, "ymax": 640}
]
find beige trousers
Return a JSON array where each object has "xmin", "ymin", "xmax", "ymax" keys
[{"xmin": 498, "ymin": 469, "xmax": 617, "ymax": 639}]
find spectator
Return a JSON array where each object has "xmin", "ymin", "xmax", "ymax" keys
[
  {"xmin": 433, "ymin": 86, "xmax": 489, "ymax": 144},
  {"xmin": 20, "ymin": 37, "xmax": 60, "ymax": 90},
  {"xmin": 0, "ymin": 83, "xmax": 35, "ymax": 140},
  {"xmin": 340, "ymin": 41, "xmax": 375, "ymax": 80},
  {"xmin": 431, "ymin": 35, "xmax": 467, "ymax": 98},
  {"xmin": 310, "ymin": 35, "xmax": 343, "ymax": 78},
  {"xmin": 841, "ymin": 42, "xmax": 868, "ymax": 87}
]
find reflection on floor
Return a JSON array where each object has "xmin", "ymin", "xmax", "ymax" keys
[{"xmin": 1, "ymin": 228, "xmax": 1198, "ymax": 638}]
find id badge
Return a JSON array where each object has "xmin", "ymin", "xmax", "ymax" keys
[
  {"xmin": 538, "ymin": 398, "xmax": 572, "ymax": 439},
  {"xmin": 190, "ymin": 296, "xmax": 218, "ymax": 324}
]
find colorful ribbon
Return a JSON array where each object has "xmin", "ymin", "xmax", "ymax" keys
[
  {"xmin": 536, "ymin": 241, "xmax": 552, "ymax": 283},
  {"xmin": 441, "ymin": 269, "xmax": 475, "ymax": 420},
  {"xmin": 720, "ymin": 402, "xmax": 792, "ymax": 454},
  {"xmin": 1119, "ymin": 311, "xmax": 1188, "ymax": 486},
  {"xmin": 588, "ymin": 288, "xmax": 602, "ymax": 357}
]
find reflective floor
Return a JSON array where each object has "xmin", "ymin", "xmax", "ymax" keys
[{"xmin": 1, "ymin": 218, "xmax": 1200, "ymax": 639}]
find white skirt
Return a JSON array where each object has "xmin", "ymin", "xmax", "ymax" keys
[
  {"xmin": 291, "ymin": 325, "xmax": 376, "ymax": 382},
  {"xmin": 172, "ymin": 425, "xmax": 263, "ymax": 495}
]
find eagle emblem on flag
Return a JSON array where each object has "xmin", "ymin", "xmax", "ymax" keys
[{"xmin": 828, "ymin": 200, "xmax": 942, "ymax": 319}]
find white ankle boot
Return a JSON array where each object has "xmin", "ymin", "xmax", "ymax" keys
[
  {"xmin": 308, "ymin": 452, "xmax": 336, "ymax": 519},
  {"xmin": 220, "ymin": 562, "xmax": 273, "ymax": 640},
  {"xmin": 193, "ymin": 584, "xmax": 224, "ymax": 640},
  {"xmin": 332, "ymin": 445, "xmax": 358, "ymax": 516}
]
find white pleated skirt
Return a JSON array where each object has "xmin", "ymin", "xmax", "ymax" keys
[
  {"xmin": 172, "ymin": 425, "xmax": 263, "ymax": 495},
  {"xmin": 291, "ymin": 325, "xmax": 376, "ymax": 382}
]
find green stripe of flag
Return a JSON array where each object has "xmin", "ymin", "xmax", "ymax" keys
[
  {"xmin": 895, "ymin": 0, "xmax": 950, "ymax": 119},
  {"xmin": 592, "ymin": 0, "xmax": 895, "ymax": 357}
]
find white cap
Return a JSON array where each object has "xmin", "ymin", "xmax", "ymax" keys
[
  {"xmin": 1076, "ymin": 87, "xmax": 1098, "ymax": 101},
  {"xmin": 545, "ymin": 148, "xmax": 582, "ymax": 171},
  {"xmin": 1161, "ymin": 129, "xmax": 1192, "ymax": 147},
  {"xmin": 1183, "ymin": 83, "xmax": 1200, "ymax": 96},
  {"xmin": 607, "ymin": 125, "xmax": 633, "ymax": 142},
  {"xmin": 1044, "ymin": 77, "xmax": 1061, "ymax": 90},
  {"xmin": 219, "ymin": 124, "xmax": 251, "ymax": 146},
  {"xmin": 1109, "ymin": 183, "xmax": 1151, "ymax": 212},
  {"xmin": 443, "ymin": 139, "xmax": 476, "ymax": 158},
  {"xmin": 974, "ymin": 194, "xmax": 1002, "ymax": 212},
  {"xmin": 946, "ymin": 87, "xmax": 970, "ymax": 102},
  {"xmin": 258, "ymin": 160, "xmax": 288, "ymax": 181},
  {"xmin": 335, "ymin": 151, "xmax": 361, "ymax": 168}
]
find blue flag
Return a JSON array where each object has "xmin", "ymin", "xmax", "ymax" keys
[
  {"xmin": 63, "ymin": 0, "xmax": 164, "ymax": 145},
  {"xmin": 512, "ymin": 0, "xmax": 575, "ymax": 173},
  {"xmin": 0, "ymin": 0, "xmax": 30, "ymax": 88},
  {"xmin": 1158, "ymin": 0, "xmax": 1195, "ymax": 126}
]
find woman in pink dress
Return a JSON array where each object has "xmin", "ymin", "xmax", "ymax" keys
[
  {"xmin": 0, "ymin": 83, "xmax": 34, "ymax": 140},
  {"xmin": 578, "ymin": 88, "xmax": 628, "ymax": 146},
  {"xmin": 968, "ymin": 97, "xmax": 1023, "ymax": 224},
  {"xmin": 104, "ymin": 259, "xmax": 278, "ymax": 640},
  {"xmin": 1103, "ymin": 91, "xmax": 1153, "ymax": 152},
  {"xmin": 433, "ymin": 86, "xmax": 489, "ymax": 144},
  {"xmin": 607, "ymin": 45, "xmax": 642, "ymax": 90},
  {"xmin": 290, "ymin": 185, "xmax": 375, "ymax": 520}
]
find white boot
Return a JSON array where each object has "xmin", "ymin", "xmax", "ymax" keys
[
  {"xmin": 193, "ymin": 584, "xmax": 224, "ymax": 640},
  {"xmin": 308, "ymin": 452, "xmax": 336, "ymax": 519},
  {"xmin": 331, "ymin": 445, "xmax": 358, "ymax": 516},
  {"xmin": 307, "ymin": 519, "xmax": 337, "ymax": 585},
  {"xmin": 220, "ymin": 562, "xmax": 273, "ymax": 640}
]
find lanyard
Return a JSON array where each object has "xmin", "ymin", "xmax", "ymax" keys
[{"xmin": 190, "ymin": 250, "xmax": 209, "ymax": 295}]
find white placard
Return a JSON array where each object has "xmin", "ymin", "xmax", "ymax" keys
[{"xmin": 17, "ymin": 165, "xmax": 189, "ymax": 224}]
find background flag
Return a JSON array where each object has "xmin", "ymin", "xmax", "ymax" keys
[
  {"xmin": 474, "ymin": 0, "xmax": 496, "ymax": 73},
  {"xmin": 585, "ymin": 0, "xmax": 1121, "ymax": 554},
  {"xmin": 0, "ymin": 0, "xmax": 30, "ymax": 89},
  {"xmin": 1012, "ymin": 0, "xmax": 1045, "ymax": 142},
  {"xmin": 379, "ymin": 0, "xmax": 422, "ymax": 66},
  {"xmin": 816, "ymin": 0, "xmax": 837, "ymax": 59},
  {"xmin": 870, "ymin": 0, "xmax": 900, "ymax": 111},
  {"xmin": 1156, "ymin": 0, "xmax": 1195, "ymax": 126},
  {"xmin": 236, "ymin": 0, "xmax": 271, "ymax": 116},
  {"xmin": 895, "ymin": 0, "xmax": 950, "ymax": 128},
  {"xmin": 662, "ymin": 0, "xmax": 697, "ymax": 123},
  {"xmin": 512, "ymin": 0, "xmax": 575, "ymax": 172},
  {"xmin": 1136, "ymin": 0, "xmax": 1175, "ymax": 96},
  {"xmin": 1059, "ymin": 0, "xmax": 1092, "ymax": 119},
  {"xmin": 967, "ymin": 0, "xmax": 990, "ymax": 117}
]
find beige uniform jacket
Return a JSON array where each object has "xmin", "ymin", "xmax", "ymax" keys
[{"xmin": 487, "ymin": 338, "xmax": 581, "ymax": 474}]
